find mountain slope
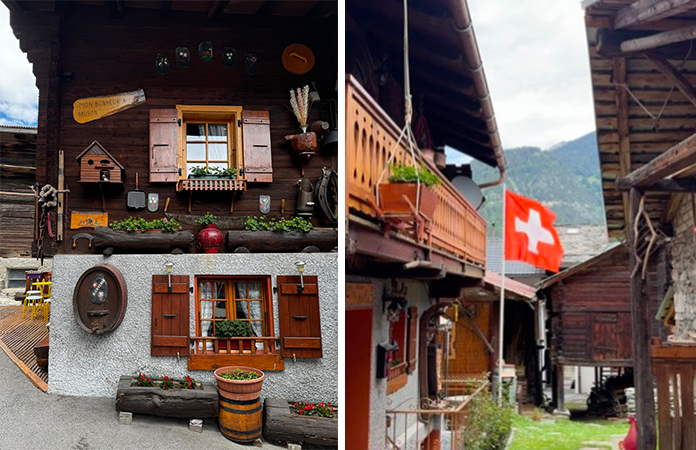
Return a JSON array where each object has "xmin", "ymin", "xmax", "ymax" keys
[{"xmin": 470, "ymin": 131, "xmax": 603, "ymax": 229}]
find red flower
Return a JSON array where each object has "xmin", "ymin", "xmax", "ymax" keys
[
  {"xmin": 294, "ymin": 403, "xmax": 298, "ymax": 407},
  {"xmin": 298, "ymin": 411, "xmax": 303, "ymax": 415}
]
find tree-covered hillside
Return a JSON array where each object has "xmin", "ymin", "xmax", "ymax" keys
[{"xmin": 470, "ymin": 132, "xmax": 604, "ymax": 229}]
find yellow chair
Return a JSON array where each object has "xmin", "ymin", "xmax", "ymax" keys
[{"xmin": 30, "ymin": 281, "xmax": 51, "ymax": 320}]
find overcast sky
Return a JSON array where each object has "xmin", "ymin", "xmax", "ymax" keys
[
  {"xmin": 0, "ymin": 5, "xmax": 38, "ymax": 126},
  {"xmin": 469, "ymin": 0, "xmax": 596, "ymax": 150},
  {"xmin": 0, "ymin": 1, "xmax": 596, "ymax": 149}
]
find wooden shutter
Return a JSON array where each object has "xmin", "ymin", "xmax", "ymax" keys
[
  {"xmin": 242, "ymin": 110, "xmax": 273, "ymax": 183},
  {"xmin": 277, "ymin": 275, "xmax": 322, "ymax": 358},
  {"xmin": 149, "ymin": 109, "xmax": 180, "ymax": 183},
  {"xmin": 406, "ymin": 306, "xmax": 418, "ymax": 373},
  {"xmin": 151, "ymin": 275, "xmax": 190, "ymax": 356}
]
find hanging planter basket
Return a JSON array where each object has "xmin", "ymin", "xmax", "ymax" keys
[{"xmin": 378, "ymin": 182, "xmax": 438, "ymax": 220}]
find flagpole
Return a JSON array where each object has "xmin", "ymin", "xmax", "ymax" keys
[{"xmin": 498, "ymin": 182, "xmax": 507, "ymax": 406}]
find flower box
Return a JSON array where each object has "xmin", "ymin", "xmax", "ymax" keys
[
  {"xmin": 378, "ymin": 182, "xmax": 438, "ymax": 219},
  {"xmin": 263, "ymin": 397, "xmax": 338, "ymax": 447},
  {"xmin": 115, "ymin": 376, "xmax": 219, "ymax": 418}
]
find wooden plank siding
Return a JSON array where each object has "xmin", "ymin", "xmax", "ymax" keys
[
  {"xmin": 547, "ymin": 245, "xmax": 662, "ymax": 367},
  {"xmin": 9, "ymin": 4, "xmax": 338, "ymax": 255},
  {"xmin": 0, "ymin": 127, "xmax": 37, "ymax": 257}
]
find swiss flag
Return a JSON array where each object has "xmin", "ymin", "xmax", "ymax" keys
[{"xmin": 504, "ymin": 190, "xmax": 564, "ymax": 272}]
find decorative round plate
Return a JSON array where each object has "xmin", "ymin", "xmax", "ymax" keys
[{"xmin": 282, "ymin": 44, "xmax": 315, "ymax": 75}]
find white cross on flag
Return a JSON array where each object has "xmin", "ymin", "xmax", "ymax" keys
[{"xmin": 504, "ymin": 190, "xmax": 564, "ymax": 272}]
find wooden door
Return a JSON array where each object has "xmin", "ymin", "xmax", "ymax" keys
[
  {"xmin": 346, "ymin": 307, "xmax": 372, "ymax": 450},
  {"xmin": 451, "ymin": 303, "xmax": 492, "ymax": 375},
  {"xmin": 242, "ymin": 110, "xmax": 272, "ymax": 182},
  {"xmin": 151, "ymin": 275, "xmax": 190, "ymax": 356},
  {"xmin": 149, "ymin": 109, "xmax": 180, "ymax": 183},
  {"xmin": 593, "ymin": 313, "xmax": 620, "ymax": 362}
]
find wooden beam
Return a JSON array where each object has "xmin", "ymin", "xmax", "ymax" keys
[
  {"xmin": 3, "ymin": 0, "xmax": 26, "ymax": 12},
  {"xmin": 616, "ymin": 132, "xmax": 696, "ymax": 190},
  {"xmin": 644, "ymin": 52, "xmax": 696, "ymax": 108},
  {"xmin": 614, "ymin": 0, "xmax": 696, "ymax": 30},
  {"xmin": 104, "ymin": 0, "xmax": 125, "ymax": 18},
  {"xmin": 256, "ymin": 1, "xmax": 282, "ymax": 16},
  {"xmin": 614, "ymin": 57, "xmax": 633, "ymax": 226},
  {"xmin": 205, "ymin": 0, "xmax": 228, "ymax": 22},
  {"xmin": 161, "ymin": 0, "xmax": 172, "ymax": 17},
  {"xmin": 622, "ymin": 24, "xmax": 696, "ymax": 53},
  {"xmin": 627, "ymin": 188, "xmax": 657, "ymax": 450},
  {"xmin": 635, "ymin": 177, "xmax": 696, "ymax": 191},
  {"xmin": 304, "ymin": 0, "xmax": 335, "ymax": 22},
  {"xmin": 0, "ymin": 164, "xmax": 36, "ymax": 174}
]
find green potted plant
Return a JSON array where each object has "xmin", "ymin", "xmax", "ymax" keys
[
  {"xmin": 161, "ymin": 217, "xmax": 182, "ymax": 232},
  {"xmin": 215, "ymin": 319, "xmax": 254, "ymax": 353},
  {"xmin": 219, "ymin": 167, "xmax": 238, "ymax": 179},
  {"xmin": 214, "ymin": 366, "xmax": 265, "ymax": 401},
  {"xmin": 144, "ymin": 218, "xmax": 164, "ymax": 232},
  {"xmin": 378, "ymin": 162, "xmax": 441, "ymax": 219},
  {"xmin": 214, "ymin": 366, "xmax": 266, "ymax": 443},
  {"xmin": 243, "ymin": 215, "xmax": 312, "ymax": 232},
  {"xmin": 196, "ymin": 212, "xmax": 223, "ymax": 253},
  {"xmin": 189, "ymin": 166, "xmax": 217, "ymax": 179}
]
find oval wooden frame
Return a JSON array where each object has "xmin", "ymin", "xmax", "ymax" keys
[{"xmin": 72, "ymin": 264, "xmax": 128, "ymax": 335}]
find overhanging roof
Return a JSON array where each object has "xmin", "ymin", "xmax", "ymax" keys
[
  {"xmin": 583, "ymin": 0, "xmax": 696, "ymax": 238},
  {"xmin": 346, "ymin": 0, "xmax": 505, "ymax": 171}
]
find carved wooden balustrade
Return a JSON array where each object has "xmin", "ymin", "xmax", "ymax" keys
[
  {"xmin": 188, "ymin": 335, "xmax": 284, "ymax": 371},
  {"xmin": 346, "ymin": 75, "xmax": 486, "ymax": 268}
]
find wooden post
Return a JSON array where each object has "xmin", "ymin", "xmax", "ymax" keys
[
  {"xmin": 628, "ymin": 188, "xmax": 657, "ymax": 450},
  {"xmin": 554, "ymin": 364, "xmax": 568, "ymax": 416}
]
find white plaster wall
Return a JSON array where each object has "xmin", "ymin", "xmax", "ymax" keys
[
  {"xmin": 671, "ymin": 196, "xmax": 696, "ymax": 340},
  {"xmin": 355, "ymin": 277, "xmax": 433, "ymax": 450},
  {"xmin": 48, "ymin": 253, "xmax": 337, "ymax": 402}
]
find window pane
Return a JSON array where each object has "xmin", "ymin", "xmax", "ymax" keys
[
  {"xmin": 250, "ymin": 320, "xmax": 262, "ymax": 337},
  {"xmin": 249, "ymin": 300, "xmax": 262, "ymax": 320},
  {"xmin": 248, "ymin": 282, "xmax": 261, "ymax": 299},
  {"xmin": 214, "ymin": 282, "xmax": 226, "ymax": 299},
  {"xmin": 208, "ymin": 162, "xmax": 228, "ymax": 171},
  {"xmin": 186, "ymin": 123, "xmax": 205, "ymax": 140},
  {"xmin": 200, "ymin": 282, "xmax": 212, "ymax": 299},
  {"xmin": 235, "ymin": 282, "xmax": 247, "ymax": 299},
  {"xmin": 214, "ymin": 301, "xmax": 227, "ymax": 319},
  {"xmin": 208, "ymin": 124, "xmax": 227, "ymax": 141},
  {"xmin": 202, "ymin": 321, "xmax": 214, "ymax": 338},
  {"xmin": 208, "ymin": 143, "xmax": 227, "ymax": 161},
  {"xmin": 186, "ymin": 143, "xmax": 206, "ymax": 161},
  {"xmin": 236, "ymin": 301, "xmax": 248, "ymax": 320},
  {"xmin": 200, "ymin": 300, "xmax": 214, "ymax": 337}
]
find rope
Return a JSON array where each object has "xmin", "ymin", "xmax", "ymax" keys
[
  {"xmin": 617, "ymin": 40, "xmax": 694, "ymax": 130},
  {"xmin": 375, "ymin": 0, "xmax": 422, "ymax": 214}
]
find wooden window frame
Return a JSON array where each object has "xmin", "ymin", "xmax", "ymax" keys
[
  {"xmin": 387, "ymin": 310, "xmax": 408, "ymax": 394},
  {"xmin": 194, "ymin": 275, "xmax": 274, "ymax": 338},
  {"xmin": 176, "ymin": 105, "xmax": 244, "ymax": 181}
]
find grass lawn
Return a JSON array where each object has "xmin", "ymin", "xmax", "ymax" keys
[{"xmin": 509, "ymin": 414, "xmax": 630, "ymax": 450}]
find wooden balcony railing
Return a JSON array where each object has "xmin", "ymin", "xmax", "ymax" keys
[
  {"xmin": 652, "ymin": 344, "xmax": 696, "ymax": 450},
  {"xmin": 346, "ymin": 75, "xmax": 486, "ymax": 267},
  {"xmin": 386, "ymin": 361, "xmax": 408, "ymax": 394},
  {"xmin": 188, "ymin": 336, "xmax": 284, "ymax": 371}
]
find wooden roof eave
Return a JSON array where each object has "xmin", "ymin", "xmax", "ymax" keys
[{"xmin": 538, "ymin": 242, "xmax": 625, "ymax": 289}]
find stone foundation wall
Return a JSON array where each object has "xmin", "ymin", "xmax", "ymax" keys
[{"xmin": 671, "ymin": 195, "xmax": 696, "ymax": 340}]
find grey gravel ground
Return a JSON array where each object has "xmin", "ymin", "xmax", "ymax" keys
[{"xmin": 0, "ymin": 342, "xmax": 285, "ymax": 450}]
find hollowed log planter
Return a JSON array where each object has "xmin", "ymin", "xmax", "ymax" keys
[
  {"xmin": 263, "ymin": 397, "xmax": 338, "ymax": 447},
  {"xmin": 93, "ymin": 226, "xmax": 194, "ymax": 251},
  {"xmin": 378, "ymin": 183, "xmax": 438, "ymax": 219},
  {"xmin": 115, "ymin": 376, "xmax": 219, "ymax": 418},
  {"xmin": 224, "ymin": 228, "xmax": 337, "ymax": 253}
]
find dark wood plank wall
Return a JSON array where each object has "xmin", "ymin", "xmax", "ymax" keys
[
  {"xmin": 20, "ymin": 5, "xmax": 338, "ymax": 255},
  {"xmin": 548, "ymin": 248, "xmax": 662, "ymax": 367},
  {"xmin": 0, "ymin": 128, "xmax": 37, "ymax": 257}
]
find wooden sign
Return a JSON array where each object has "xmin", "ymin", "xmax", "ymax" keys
[
  {"xmin": 71, "ymin": 211, "xmax": 108, "ymax": 229},
  {"xmin": 73, "ymin": 89, "xmax": 146, "ymax": 124}
]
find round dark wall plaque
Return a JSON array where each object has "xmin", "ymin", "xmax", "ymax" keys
[{"xmin": 73, "ymin": 264, "xmax": 127, "ymax": 335}]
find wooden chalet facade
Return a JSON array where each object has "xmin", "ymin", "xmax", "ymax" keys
[
  {"xmin": 539, "ymin": 243, "xmax": 666, "ymax": 414},
  {"xmin": 3, "ymin": 0, "xmax": 339, "ymax": 406},
  {"xmin": 345, "ymin": 0, "xmax": 506, "ymax": 448},
  {"xmin": 584, "ymin": 1, "xmax": 696, "ymax": 448}
]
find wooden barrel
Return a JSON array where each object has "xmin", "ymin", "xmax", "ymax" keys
[{"xmin": 218, "ymin": 394, "xmax": 262, "ymax": 443}]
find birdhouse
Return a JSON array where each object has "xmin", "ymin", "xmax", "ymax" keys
[{"xmin": 75, "ymin": 140, "xmax": 124, "ymax": 184}]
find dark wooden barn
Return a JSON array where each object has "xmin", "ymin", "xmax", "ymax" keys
[
  {"xmin": 0, "ymin": 125, "xmax": 37, "ymax": 257},
  {"xmin": 539, "ymin": 243, "xmax": 666, "ymax": 412}
]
